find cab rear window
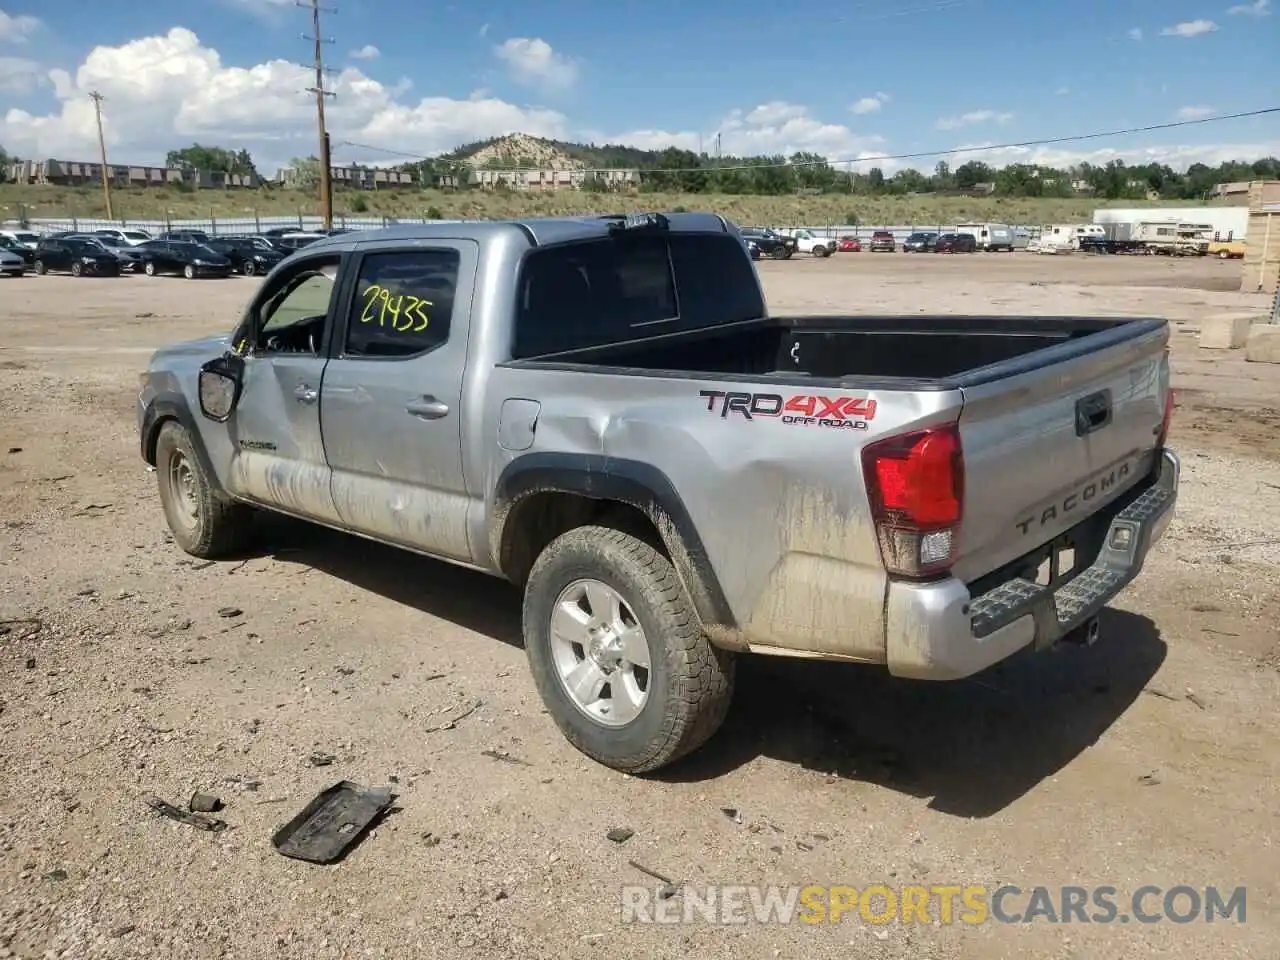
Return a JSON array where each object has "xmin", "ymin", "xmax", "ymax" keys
[{"xmin": 513, "ymin": 232, "xmax": 763, "ymax": 359}]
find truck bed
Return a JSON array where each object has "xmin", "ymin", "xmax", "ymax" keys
[{"xmin": 512, "ymin": 314, "xmax": 1160, "ymax": 388}]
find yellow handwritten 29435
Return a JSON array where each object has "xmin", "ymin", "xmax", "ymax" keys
[{"xmin": 359, "ymin": 283, "xmax": 432, "ymax": 332}]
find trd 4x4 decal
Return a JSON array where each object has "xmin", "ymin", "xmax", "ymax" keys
[{"xmin": 698, "ymin": 390, "xmax": 877, "ymax": 430}]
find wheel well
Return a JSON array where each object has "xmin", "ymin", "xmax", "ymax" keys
[
  {"xmin": 143, "ymin": 414, "xmax": 178, "ymax": 466},
  {"xmin": 499, "ymin": 491, "xmax": 667, "ymax": 587}
]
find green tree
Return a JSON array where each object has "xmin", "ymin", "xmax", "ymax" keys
[
  {"xmin": 166, "ymin": 143, "xmax": 259, "ymax": 177},
  {"xmin": 287, "ymin": 156, "xmax": 321, "ymax": 190}
]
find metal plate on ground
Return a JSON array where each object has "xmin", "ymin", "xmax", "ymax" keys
[{"xmin": 271, "ymin": 780, "xmax": 394, "ymax": 864}]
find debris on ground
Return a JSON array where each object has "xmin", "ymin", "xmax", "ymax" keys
[
  {"xmin": 143, "ymin": 795, "xmax": 227, "ymax": 832},
  {"xmin": 720, "ymin": 807, "xmax": 743, "ymax": 824},
  {"xmin": 189, "ymin": 792, "xmax": 223, "ymax": 813},
  {"xmin": 306, "ymin": 752, "xmax": 336, "ymax": 768},
  {"xmin": 480, "ymin": 748, "xmax": 531, "ymax": 766},
  {"xmin": 606, "ymin": 827, "xmax": 634, "ymax": 844},
  {"xmin": 424, "ymin": 700, "xmax": 481, "ymax": 733},
  {"xmin": 271, "ymin": 780, "xmax": 394, "ymax": 864}
]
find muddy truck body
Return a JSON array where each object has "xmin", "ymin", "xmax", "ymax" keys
[{"xmin": 138, "ymin": 212, "xmax": 1180, "ymax": 772}]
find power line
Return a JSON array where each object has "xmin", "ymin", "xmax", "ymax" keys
[
  {"xmin": 88, "ymin": 91, "xmax": 114, "ymax": 220},
  {"xmin": 334, "ymin": 106, "xmax": 1280, "ymax": 174},
  {"xmin": 300, "ymin": 0, "xmax": 337, "ymax": 228}
]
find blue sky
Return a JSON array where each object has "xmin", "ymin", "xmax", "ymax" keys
[{"xmin": 0, "ymin": 0, "xmax": 1276, "ymax": 172}]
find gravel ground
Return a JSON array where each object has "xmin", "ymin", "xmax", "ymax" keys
[{"xmin": 1, "ymin": 251, "xmax": 1278, "ymax": 960}]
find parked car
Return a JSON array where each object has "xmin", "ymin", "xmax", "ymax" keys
[
  {"xmin": 935, "ymin": 233, "xmax": 977, "ymax": 253},
  {"xmin": 276, "ymin": 232, "xmax": 327, "ymax": 252},
  {"xmin": 33, "ymin": 237, "xmax": 120, "ymax": 277},
  {"xmin": 69, "ymin": 234, "xmax": 146, "ymax": 272},
  {"xmin": 0, "ymin": 229, "xmax": 40, "ymax": 250},
  {"xmin": 785, "ymin": 229, "xmax": 834, "ymax": 258},
  {"xmin": 205, "ymin": 237, "xmax": 286, "ymax": 276},
  {"xmin": 136, "ymin": 240, "xmax": 233, "ymax": 279},
  {"xmin": 739, "ymin": 228, "xmax": 795, "ymax": 260},
  {"xmin": 94, "ymin": 228, "xmax": 154, "ymax": 246},
  {"xmin": 0, "ymin": 234, "xmax": 36, "ymax": 267},
  {"xmin": 139, "ymin": 210, "xmax": 1179, "ymax": 774},
  {"xmin": 0, "ymin": 246, "xmax": 25, "ymax": 277},
  {"xmin": 837, "ymin": 236, "xmax": 862, "ymax": 252},
  {"xmin": 902, "ymin": 231, "xmax": 939, "ymax": 253},
  {"xmin": 869, "ymin": 230, "xmax": 896, "ymax": 252},
  {"xmin": 160, "ymin": 230, "xmax": 212, "ymax": 244}
]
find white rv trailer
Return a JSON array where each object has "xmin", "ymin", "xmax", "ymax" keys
[
  {"xmin": 955, "ymin": 222, "xmax": 1015, "ymax": 251},
  {"xmin": 1027, "ymin": 223, "xmax": 1104, "ymax": 254}
]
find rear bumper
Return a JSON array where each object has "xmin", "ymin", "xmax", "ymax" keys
[{"xmin": 884, "ymin": 448, "xmax": 1180, "ymax": 680}]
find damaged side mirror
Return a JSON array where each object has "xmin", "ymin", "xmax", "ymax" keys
[{"xmin": 198, "ymin": 354, "xmax": 245, "ymax": 422}]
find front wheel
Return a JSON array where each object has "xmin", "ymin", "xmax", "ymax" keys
[
  {"xmin": 34, "ymin": 260, "xmax": 46, "ymax": 275},
  {"xmin": 183, "ymin": 264, "xmax": 196, "ymax": 280},
  {"xmin": 71, "ymin": 262, "xmax": 83, "ymax": 277},
  {"xmin": 523, "ymin": 525, "xmax": 735, "ymax": 774},
  {"xmin": 154, "ymin": 421, "xmax": 255, "ymax": 558},
  {"xmin": 241, "ymin": 259, "xmax": 256, "ymax": 276},
  {"xmin": 144, "ymin": 261, "xmax": 157, "ymax": 277}
]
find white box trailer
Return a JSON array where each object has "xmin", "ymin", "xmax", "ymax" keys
[{"xmin": 955, "ymin": 222, "xmax": 1015, "ymax": 251}]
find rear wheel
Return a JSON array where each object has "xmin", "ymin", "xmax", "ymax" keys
[
  {"xmin": 241, "ymin": 259, "xmax": 256, "ymax": 276},
  {"xmin": 770, "ymin": 245, "xmax": 790, "ymax": 260},
  {"xmin": 70, "ymin": 262, "xmax": 83, "ymax": 277},
  {"xmin": 523, "ymin": 525, "xmax": 735, "ymax": 774},
  {"xmin": 34, "ymin": 260, "xmax": 46, "ymax": 275},
  {"xmin": 144, "ymin": 261, "xmax": 157, "ymax": 277}
]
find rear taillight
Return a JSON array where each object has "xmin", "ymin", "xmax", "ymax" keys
[
  {"xmin": 861, "ymin": 423, "xmax": 964, "ymax": 578},
  {"xmin": 1156, "ymin": 387, "xmax": 1174, "ymax": 449}
]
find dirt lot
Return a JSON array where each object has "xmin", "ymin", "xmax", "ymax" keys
[{"xmin": 1, "ymin": 251, "xmax": 1278, "ymax": 960}]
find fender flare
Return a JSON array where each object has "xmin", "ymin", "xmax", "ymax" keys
[
  {"xmin": 139, "ymin": 392, "xmax": 228, "ymax": 497},
  {"xmin": 492, "ymin": 452, "xmax": 736, "ymax": 628}
]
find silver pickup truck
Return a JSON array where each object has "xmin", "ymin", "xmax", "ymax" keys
[{"xmin": 137, "ymin": 212, "xmax": 1179, "ymax": 773}]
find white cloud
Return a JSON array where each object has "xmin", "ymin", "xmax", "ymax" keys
[
  {"xmin": 936, "ymin": 109, "xmax": 1014, "ymax": 131},
  {"xmin": 349, "ymin": 44, "xmax": 380, "ymax": 60},
  {"xmin": 0, "ymin": 9, "xmax": 40, "ymax": 42},
  {"xmin": 494, "ymin": 37, "xmax": 578, "ymax": 91},
  {"xmin": 0, "ymin": 27, "xmax": 569, "ymax": 169},
  {"xmin": 0, "ymin": 54, "xmax": 40, "ymax": 92},
  {"xmin": 1055, "ymin": 86, "xmax": 1070, "ymax": 96},
  {"xmin": 1160, "ymin": 19, "xmax": 1219, "ymax": 36},
  {"xmin": 1127, "ymin": 27, "xmax": 1144, "ymax": 40},
  {"xmin": 1176, "ymin": 105, "xmax": 1215, "ymax": 120},
  {"xmin": 597, "ymin": 102, "xmax": 886, "ymax": 165},
  {"xmin": 1227, "ymin": 0, "xmax": 1269, "ymax": 15},
  {"xmin": 850, "ymin": 92, "xmax": 890, "ymax": 115}
]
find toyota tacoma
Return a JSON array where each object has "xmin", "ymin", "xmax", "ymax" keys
[{"xmin": 138, "ymin": 212, "xmax": 1179, "ymax": 774}]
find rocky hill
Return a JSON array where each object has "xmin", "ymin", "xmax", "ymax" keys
[{"xmin": 447, "ymin": 133, "xmax": 663, "ymax": 170}]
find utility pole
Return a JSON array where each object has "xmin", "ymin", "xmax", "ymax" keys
[
  {"xmin": 89, "ymin": 91, "xmax": 114, "ymax": 220},
  {"xmin": 300, "ymin": 0, "xmax": 336, "ymax": 228}
]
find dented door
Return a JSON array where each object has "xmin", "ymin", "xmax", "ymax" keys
[{"xmin": 321, "ymin": 240, "xmax": 478, "ymax": 563}]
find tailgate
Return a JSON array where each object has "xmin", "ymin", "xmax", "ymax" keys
[{"xmin": 951, "ymin": 320, "xmax": 1170, "ymax": 583}]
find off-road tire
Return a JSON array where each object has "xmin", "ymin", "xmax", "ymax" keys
[
  {"xmin": 523, "ymin": 525, "xmax": 735, "ymax": 774},
  {"xmin": 154, "ymin": 420, "xmax": 255, "ymax": 558}
]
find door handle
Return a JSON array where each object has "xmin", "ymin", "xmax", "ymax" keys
[
  {"xmin": 294, "ymin": 384, "xmax": 318, "ymax": 404},
  {"xmin": 406, "ymin": 396, "xmax": 450, "ymax": 420}
]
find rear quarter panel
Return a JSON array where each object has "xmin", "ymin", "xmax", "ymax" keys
[{"xmin": 484, "ymin": 365, "xmax": 963, "ymax": 660}]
